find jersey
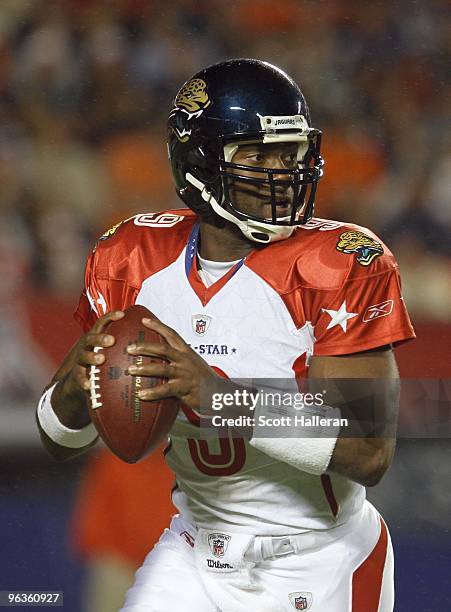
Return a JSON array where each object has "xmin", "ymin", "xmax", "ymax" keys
[{"xmin": 75, "ymin": 209, "xmax": 415, "ymax": 536}]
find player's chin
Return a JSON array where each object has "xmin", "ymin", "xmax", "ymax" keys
[
  {"xmin": 233, "ymin": 196, "xmax": 291, "ymax": 221},
  {"xmin": 261, "ymin": 202, "xmax": 291, "ymax": 220}
]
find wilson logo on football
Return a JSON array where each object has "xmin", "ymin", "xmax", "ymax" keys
[
  {"xmin": 134, "ymin": 213, "xmax": 184, "ymax": 227},
  {"xmin": 363, "ymin": 300, "xmax": 394, "ymax": 322}
]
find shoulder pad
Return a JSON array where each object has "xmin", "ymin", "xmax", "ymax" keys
[{"xmin": 246, "ymin": 217, "xmax": 397, "ymax": 293}]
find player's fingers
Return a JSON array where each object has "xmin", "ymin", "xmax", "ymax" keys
[
  {"xmin": 73, "ymin": 365, "xmax": 91, "ymax": 392},
  {"xmin": 137, "ymin": 380, "xmax": 179, "ymax": 401},
  {"xmin": 142, "ymin": 317, "xmax": 187, "ymax": 350},
  {"xmin": 90, "ymin": 310, "xmax": 125, "ymax": 334},
  {"xmin": 127, "ymin": 361, "xmax": 176, "ymax": 379},
  {"xmin": 127, "ymin": 342, "xmax": 178, "ymax": 361},
  {"xmin": 78, "ymin": 348, "xmax": 105, "ymax": 367},
  {"xmin": 84, "ymin": 332, "xmax": 115, "ymax": 350}
]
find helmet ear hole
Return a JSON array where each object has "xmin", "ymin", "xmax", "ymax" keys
[{"xmin": 250, "ymin": 232, "xmax": 271, "ymax": 243}]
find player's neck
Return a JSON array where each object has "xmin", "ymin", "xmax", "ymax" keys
[{"xmin": 198, "ymin": 219, "xmax": 259, "ymax": 262}]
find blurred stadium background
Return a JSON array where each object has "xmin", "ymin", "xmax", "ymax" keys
[{"xmin": 0, "ymin": 1, "xmax": 449, "ymax": 610}]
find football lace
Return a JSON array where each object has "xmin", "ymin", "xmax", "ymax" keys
[{"xmin": 89, "ymin": 346, "xmax": 103, "ymax": 409}]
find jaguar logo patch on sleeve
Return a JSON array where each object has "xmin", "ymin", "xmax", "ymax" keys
[
  {"xmin": 92, "ymin": 220, "xmax": 124, "ymax": 252},
  {"xmin": 336, "ymin": 230, "xmax": 384, "ymax": 266}
]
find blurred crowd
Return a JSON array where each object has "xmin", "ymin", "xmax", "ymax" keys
[{"xmin": 0, "ymin": 0, "xmax": 450, "ymax": 318}]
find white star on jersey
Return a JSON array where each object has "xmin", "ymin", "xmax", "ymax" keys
[{"xmin": 322, "ymin": 300, "xmax": 358, "ymax": 332}]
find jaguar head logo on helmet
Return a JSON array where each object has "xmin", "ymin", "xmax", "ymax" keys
[
  {"xmin": 169, "ymin": 78, "xmax": 212, "ymax": 142},
  {"xmin": 167, "ymin": 59, "xmax": 324, "ymax": 244}
]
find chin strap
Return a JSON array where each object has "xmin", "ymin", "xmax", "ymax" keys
[{"xmin": 185, "ymin": 172, "xmax": 294, "ymax": 244}]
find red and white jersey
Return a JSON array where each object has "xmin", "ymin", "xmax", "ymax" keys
[{"xmin": 75, "ymin": 210, "xmax": 414, "ymax": 535}]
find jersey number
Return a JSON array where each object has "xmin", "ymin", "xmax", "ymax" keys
[
  {"xmin": 182, "ymin": 368, "xmax": 246, "ymax": 476},
  {"xmin": 134, "ymin": 213, "xmax": 184, "ymax": 227}
]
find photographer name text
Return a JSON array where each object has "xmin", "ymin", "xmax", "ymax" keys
[{"xmin": 211, "ymin": 414, "xmax": 348, "ymax": 428}]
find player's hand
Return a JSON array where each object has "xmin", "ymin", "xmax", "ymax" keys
[
  {"xmin": 61, "ymin": 310, "xmax": 125, "ymax": 396},
  {"xmin": 126, "ymin": 317, "xmax": 221, "ymax": 412},
  {"xmin": 48, "ymin": 310, "xmax": 125, "ymax": 431}
]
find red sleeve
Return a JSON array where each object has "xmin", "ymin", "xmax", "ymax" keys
[
  {"xmin": 73, "ymin": 247, "xmax": 139, "ymax": 333},
  {"xmin": 72, "ymin": 210, "xmax": 195, "ymax": 332},
  {"xmin": 74, "ymin": 291, "xmax": 96, "ymax": 334},
  {"xmin": 309, "ymin": 262, "xmax": 415, "ymax": 356}
]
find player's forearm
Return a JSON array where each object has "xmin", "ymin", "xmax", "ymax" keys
[
  {"xmin": 46, "ymin": 337, "xmax": 93, "ymax": 428},
  {"xmin": 307, "ymin": 350, "xmax": 400, "ymax": 486},
  {"xmin": 50, "ymin": 373, "xmax": 91, "ymax": 428},
  {"xmin": 37, "ymin": 343, "xmax": 95, "ymax": 460},
  {"xmin": 329, "ymin": 437, "xmax": 396, "ymax": 487},
  {"xmin": 36, "ymin": 378, "xmax": 96, "ymax": 461},
  {"xmin": 36, "ymin": 416, "xmax": 97, "ymax": 461}
]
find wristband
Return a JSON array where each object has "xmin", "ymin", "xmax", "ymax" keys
[
  {"xmin": 249, "ymin": 401, "xmax": 340, "ymax": 476},
  {"xmin": 249, "ymin": 435, "xmax": 337, "ymax": 476},
  {"xmin": 37, "ymin": 382, "xmax": 98, "ymax": 449}
]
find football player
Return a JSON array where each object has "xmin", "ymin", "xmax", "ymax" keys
[{"xmin": 37, "ymin": 59, "xmax": 415, "ymax": 611}]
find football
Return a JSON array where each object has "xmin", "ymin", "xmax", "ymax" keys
[{"xmin": 88, "ymin": 305, "xmax": 179, "ymax": 463}]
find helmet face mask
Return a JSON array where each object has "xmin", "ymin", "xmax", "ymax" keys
[
  {"xmin": 220, "ymin": 134, "xmax": 321, "ymax": 225},
  {"xmin": 167, "ymin": 59, "xmax": 324, "ymax": 243}
]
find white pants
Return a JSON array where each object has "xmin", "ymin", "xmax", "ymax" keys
[{"xmin": 121, "ymin": 501, "xmax": 394, "ymax": 612}]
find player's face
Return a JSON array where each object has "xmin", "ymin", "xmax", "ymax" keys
[{"xmin": 229, "ymin": 142, "xmax": 298, "ymax": 221}]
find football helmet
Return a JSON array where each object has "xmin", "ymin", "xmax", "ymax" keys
[{"xmin": 167, "ymin": 59, "xmax": 323, "ymax": 243}]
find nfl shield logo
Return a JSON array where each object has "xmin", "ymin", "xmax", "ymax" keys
[
  {"xmin": 213, "ymin": 539, "xmax": 224, "ymax": 557},
  {"xmin": 289, "ymin": 592, "xmax": 312, "ymax": 610},
  {"xmin": 208, "ymin": 533, "xmax": 231, "ymax": 558},
  {"xmin": 295, "ymin": 596, "xmax": 307, "ymax": 610},
  {"xmin": 192, "ymin": 314, "xmax": 212, "ymax": 336}
]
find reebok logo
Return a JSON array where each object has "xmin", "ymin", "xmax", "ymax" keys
[{"xmin": 363, "ymin": 300, "xmax": 394, "ymax": 322}]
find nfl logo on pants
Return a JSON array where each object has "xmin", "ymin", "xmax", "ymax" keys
[
  {"xmin": 289, "ymin": 592, "xmax": 312, "ymax": 610},
  {"xmin": 208, "ymin": 533, "xmax": 231, "ymax": 558}
]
